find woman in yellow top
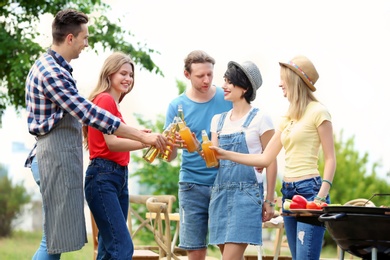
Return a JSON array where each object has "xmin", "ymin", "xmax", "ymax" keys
[{"xmin": 211, "ymin": 55, "xmax": 336, "ymax": 260}]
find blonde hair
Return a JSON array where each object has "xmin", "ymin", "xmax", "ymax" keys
[
  {"xmin": 83, "ymin": 51, "xmax": 135, "ymax": 150},
  {"xmin": 281, "ymin": 66, "xmax": 317, "ymax": 120},
  {"xmin": 88, "ymin": 52, "xmax": 135, "ymax": 103}
]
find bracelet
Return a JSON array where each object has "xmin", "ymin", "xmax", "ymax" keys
[
  {"xmin": 322, "ymin": 180, "xmax": 333, "ymax": 188},
  {"xmin": 264, "ymin": 199, "xmax": 276, "ymax": 207},
  {"xmin": 314, "ymin": 196, "xmax": 326, "ymax": 202}
]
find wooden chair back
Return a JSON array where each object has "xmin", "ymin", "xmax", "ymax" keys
[{"xmin": 90, "ymin": 194, "xmax": 176, "ymax": 259}]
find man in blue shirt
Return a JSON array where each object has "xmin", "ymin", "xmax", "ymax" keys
[{"xmin": 165, "ymin": 50, "xmax": 232, "ymax": 260}]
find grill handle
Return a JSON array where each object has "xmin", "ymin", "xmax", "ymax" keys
[
  {"xmin": 318, "ymin": 213, "xmax": 346, "ymax": 222},
  {"xmin": 365, "ymin": 193, "xmax": 390, "ymax": 206}
]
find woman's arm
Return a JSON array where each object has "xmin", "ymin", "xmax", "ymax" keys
[
  {"xmin": 210, "ymin": 130, "xmax": 283, "ymax": 168},
  {"xmin": 316, "ymin": 120, "xmax": 336, "ymax": 199},
  {"xmin": 114, "ymin": 123, "xmax": 168, "ymax": 151},
  {"xmin": 103, "ymin": 134, "xmax": 148, "ymax": 152},
  {"xmin": 260, "ymin": 130, "xmax": 278, "ymax": 221}
]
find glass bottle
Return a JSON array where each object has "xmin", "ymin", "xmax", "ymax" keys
[
  {"xmin": 142, "ymin": 145, "xmax": 159, "ymax": 164},
  {"xmin": 177, "ymin": 117, "xmax": 199, "ymax": 153},
  {"xmin": 159, "ymin": 123, "xmax": 177, "ymax": 161},
  {"xmin": 177, "ymin": 105, "xmax": 185, "ymax": 148},
  {"xmin": 201, "ymin": 130, "xmax": 218, "ymax": 168},
  {"xmin": 178, "ymin": 104, "xmax": 185, "ymax": 124}
]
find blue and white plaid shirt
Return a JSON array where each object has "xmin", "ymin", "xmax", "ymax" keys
[{"xmin": 24, "ymin": 50, "xmax": 121, "ymax": 167}]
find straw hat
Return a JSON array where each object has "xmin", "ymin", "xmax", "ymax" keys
[
  {"xmin": 228, "ymin": 61, "xmax": 262, "ymax": 101},
  {"xmin": 279, "ymin": 55, "xmax": 319, "ymax": 92}
]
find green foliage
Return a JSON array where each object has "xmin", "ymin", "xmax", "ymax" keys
[
  {"xmin": 131, "ymin": 114, "xmax": 181, "ymax": 211},
  {"xmin": 175, "ymin": 79, "xmax": 186, "ymax": 95},
  {"xmin": 0, "ymin": 168, "xmax": 31, "ymax": 237},
  {"xmin": 0, "ymin": 0, "xmax": 162, "ymax": 125},
  {"xmin": 319, "ymin": 130, "xmax": 390, "ymax": 206},
  {"xmin": 129, "ymin": 82, "xmax": 184, "ymax": 244}
]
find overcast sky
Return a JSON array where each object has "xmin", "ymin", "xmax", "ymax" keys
[{"xmin": 2, "ymin": 0, "xmax": 389, "ymax": 185}]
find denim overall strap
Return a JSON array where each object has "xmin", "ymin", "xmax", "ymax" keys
[
  {"xmin": 215, "ymin": 107, "xmax": 259, "ymax": 183},
  {"xmin": 242, "ymin": 108, "xmax": 259, "ymax": 129},
  {"xmin": 216, "ymin": 112, "xmax": 228, "ymax": 133}
]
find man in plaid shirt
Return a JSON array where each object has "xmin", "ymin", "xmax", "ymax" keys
[{"xmin": 25, "ymin": 9, "xmax": 169, "ymax": 258}]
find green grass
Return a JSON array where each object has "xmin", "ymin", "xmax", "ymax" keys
[
  {"xmin": 0, "ymin": 230, "xmax": 94, "ymax": 260},
  {"xmin": 0, "ymin": 230, "xmax": 354, "ymax": 259}
]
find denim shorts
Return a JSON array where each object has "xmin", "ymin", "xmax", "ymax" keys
[{"xmin": 178, "ymin": 182, "xmax": 212, "ymax": 250}]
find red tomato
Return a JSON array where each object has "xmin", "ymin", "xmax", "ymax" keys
[{"xmin": 306, "ymin": 201, "xmax": 322, "ymax": 210}]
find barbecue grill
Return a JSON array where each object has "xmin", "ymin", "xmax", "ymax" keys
[{"xmin": 319, "ymin": 195, "xmax": 390, "ymax": 260}]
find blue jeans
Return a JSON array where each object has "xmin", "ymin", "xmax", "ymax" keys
[
  {"xmin": 31, "ymin": 157, "xmax": 61, "ymax": 260},
  {"xmin": 281, "ymin": 176, "xmax": 330, "ymax": 260},
  {"xmin": 178, "ymin": 182, "xmax": 212, "ymax": 250},
  {"xmin": 84, "ymin": 158, "xmax": 133, "ymax": 260}
]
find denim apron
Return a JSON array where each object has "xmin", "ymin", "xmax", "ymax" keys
[
  {"xmin": 209, "ymin": 108, "xmax": 263, "ymax": 245},
  {"xmin": 37, "ymin": 113, "xmax": 87, "ymax": 254}
]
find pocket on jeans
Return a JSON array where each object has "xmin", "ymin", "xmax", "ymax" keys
[
  {"xmin": 243, "ymin": 186, "xmax": 263, "ymax": 207},
  {"xmin": 295, "ymin": 179, "xmax": 320, "ymax": 197},
  {"xmin": 179, "ymin": 182, "xmax": 195, "ymax": 192},
  {"xmin": 62, "ymin": 150, "xmax": 83, "ymax": 189}
]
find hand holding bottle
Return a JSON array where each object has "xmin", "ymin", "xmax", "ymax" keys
[
  {"xmin": 176, "ymin": 117, "xmax": 200, "ymax": 153},
  {"xmin": 209, "ymin": 145, "xmax": 229, "ymax": 160},
  {"xmin": 159, "ymin": 123, "xmax": 177, "ymax": 161},
  {"xmin": 201, "ymin": 130, "xmax": 218, "ymax": 168},
  {"xmin": 143, "ymin": 125, "xmax": 175, "ymax": 163}
]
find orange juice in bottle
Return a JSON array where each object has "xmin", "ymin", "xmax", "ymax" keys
[
  {"xmin": 201, "ymin": 130, "xmax": 218, "ymax": 168},
  {"xmin": 177, "ymin": 117, "xmax": 199, "ymax": 153}
]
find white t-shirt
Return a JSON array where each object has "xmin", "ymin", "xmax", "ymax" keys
[{"xmin": 210, "ymin": 107, "xmax": 274, "ymax": 182}]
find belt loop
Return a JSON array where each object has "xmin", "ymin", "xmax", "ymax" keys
[{"xmin": 314, "ymin": 176, "xmax": 321, "ymax": 185}]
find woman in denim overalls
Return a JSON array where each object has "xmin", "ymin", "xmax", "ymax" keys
[{"xmin": 208, "ymin": 61, "xmax": 278, "ymax": 259}]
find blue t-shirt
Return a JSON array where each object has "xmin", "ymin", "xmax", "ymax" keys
[{"xmin": 165, "ymin": 87, "xmax": 232, "ymax": 185}]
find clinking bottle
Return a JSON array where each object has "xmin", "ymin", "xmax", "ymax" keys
[
  {"xmin": 143, "ymin": 123, "xmax": 176, "ymax": 163},
  {"xmin": 142, "ymin": 142, "xmax": 160, "ymax": 164},
  {"xmin": 201, "ymin": 130, "xmax": 218, "ymax": 168},
  {"xmin": 159, "ymin": 123, "xmax": 177, "ymax": 162},
  {"xmin": 176, "ymin": 104, "xmax": 185, "ymax": 148},
  {"xmin": 176, "ymin": 117, "xmax": 199, "ymax": 153}
]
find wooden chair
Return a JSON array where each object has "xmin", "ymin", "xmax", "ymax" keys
[
  {"xmin": 91, "ymin": 213, "xmax": 99, "ymax": 260},
  {"xmin": 145, "ymin": 196, "xmax": 178, "ymax": 260},
  {"xmin": 91, "ymin": 194, "xmax": 177, "ymax": 260},
  {"xmin": 145, "ymin": 197, "xmax": 219, "ymax": 260}
]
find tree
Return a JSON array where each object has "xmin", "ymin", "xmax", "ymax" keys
[
  {"xmin": 131, "ymin": 80, "xmax": 186, "ymax": 211},
  {"xmin": 0, "ymin": 0, "xmax": 162, "ymax": 125},
  {"xmin": 0, "ymin": 165, "xmax": 31, "ymax": 237},
  {"xmin": 319, "ymin": 130, "xmax": 390, "ymax": 206}
]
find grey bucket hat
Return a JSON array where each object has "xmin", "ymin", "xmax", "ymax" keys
[{"xmin": 228, "ymin": 61, "xmax": 262, "ymax": 101}]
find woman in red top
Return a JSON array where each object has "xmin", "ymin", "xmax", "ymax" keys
[{"xmin": 83, "ymin": 52, "xmax": 149, "ymax": 259}]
